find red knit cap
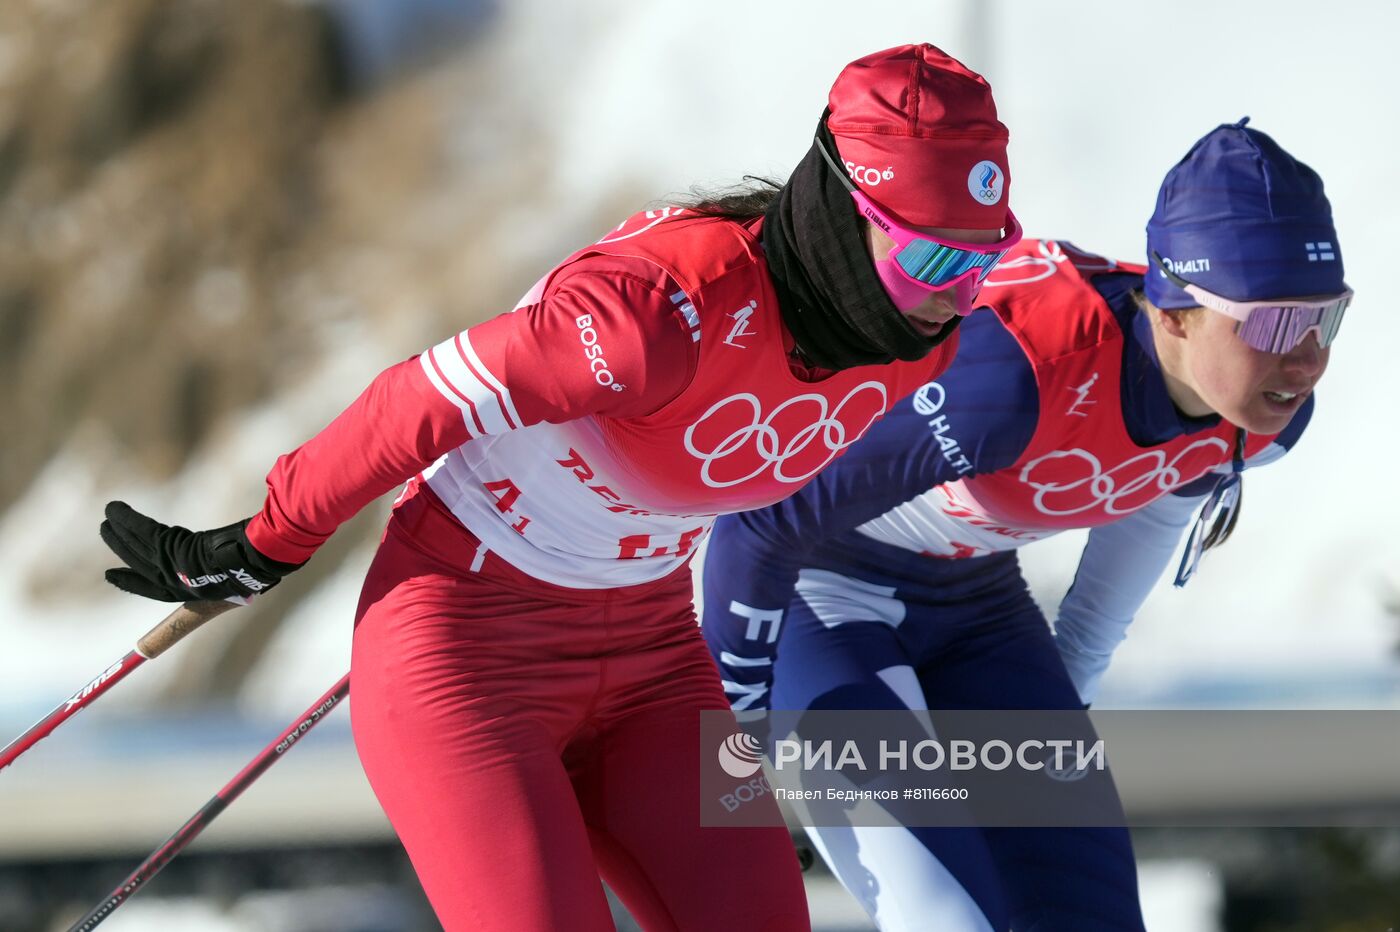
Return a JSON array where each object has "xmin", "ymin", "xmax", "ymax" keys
[{"xmin": 827, "ymin": 44, "xmax": 1010, "ymax": 230}]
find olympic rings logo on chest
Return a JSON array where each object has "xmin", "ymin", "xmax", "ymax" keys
[
  {"xmin": 1017, "ymin": 437, "xmax": 1230, "ymax": 516},
  {"xmin": 683, "ymin": 382, "xmax": 889, "ymax": 489}
]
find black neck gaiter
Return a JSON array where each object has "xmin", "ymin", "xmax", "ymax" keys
[{"xmin": 761, "ymin": 120, "xmax": 961, "ymax": 371}]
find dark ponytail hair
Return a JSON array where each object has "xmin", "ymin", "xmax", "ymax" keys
[{"xmin": 669, "ymin": 175, "xmax": 784, "ymax": 219}]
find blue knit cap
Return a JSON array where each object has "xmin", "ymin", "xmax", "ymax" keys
[{"xmin": 1145, "ymin": 118, "xmax": 1345, "ymax": 309}]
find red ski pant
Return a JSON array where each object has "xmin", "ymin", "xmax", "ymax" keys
[{"xmin": 351, "ymin": 486, "xmax": 809, "ymax": 931}]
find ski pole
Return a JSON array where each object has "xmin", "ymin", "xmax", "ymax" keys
[
  {"xmin": 68, "ymin": 672, "xmax": 351, "ymax": 931},
  {"xmin": 0, "ymin": 600, "xmax": 237, "ymax": 772}
]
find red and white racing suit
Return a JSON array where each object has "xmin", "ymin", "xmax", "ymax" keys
[{"xmin": 243, "ymin": 209, "xmax": 953, "ymax": 931}]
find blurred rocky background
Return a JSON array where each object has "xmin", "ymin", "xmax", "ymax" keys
[{"xmin": 0, "ymin": 0, "xmax": 648, "ymax": 704}]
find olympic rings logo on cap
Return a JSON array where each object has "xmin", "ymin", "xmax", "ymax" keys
[
  {"xmin": 1018, "ymin": 438, "xmax": 1230, "ymax": 516},
  {"xmin": 967, "ymin": 160, "xmax": 1005, "ymax": 205},
  {"xmin": 683, "ymin": 383, "xmax": 889, "ymax": 489}
]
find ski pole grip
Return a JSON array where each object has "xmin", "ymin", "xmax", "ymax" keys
[{"xmin": 137, "ymin": 601, "xmax": 238, "ymax": 659}]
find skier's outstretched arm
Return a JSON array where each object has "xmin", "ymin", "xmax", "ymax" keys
[
  {"xmin": 1054, "ymin": 396, "xmax": 1316, "ymax": 703},
  {"xmin": 102, "ymin": 258, "xmax": 697, "ymax": 602}
]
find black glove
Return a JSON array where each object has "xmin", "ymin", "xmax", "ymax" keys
[{"xmin": 100, "ymin": 501, "xmax": 303, "ymax": 602}]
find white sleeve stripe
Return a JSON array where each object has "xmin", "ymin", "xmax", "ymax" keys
[
  {"xmin": 419, "ymin": 351, "xmax": 483, "ymax": 438},
  {"xmin": 423, "ymin": 335, "xmax": 515, "ymax": 435},
  {"xmin": 458, "ymin": 332, "xmax": 523, "ymax": 431},
  {"xmin": 720, "ymin": 652, "xmax": 773, "ymax": 668},
  {"xmin": 721, "ymin": 680, "xmax": 768, "ymax": 711}
]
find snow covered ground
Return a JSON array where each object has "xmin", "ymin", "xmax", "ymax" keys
[{"xmin": 46, "ymin": 863, "xmax": 1225, "ymax": 931}]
